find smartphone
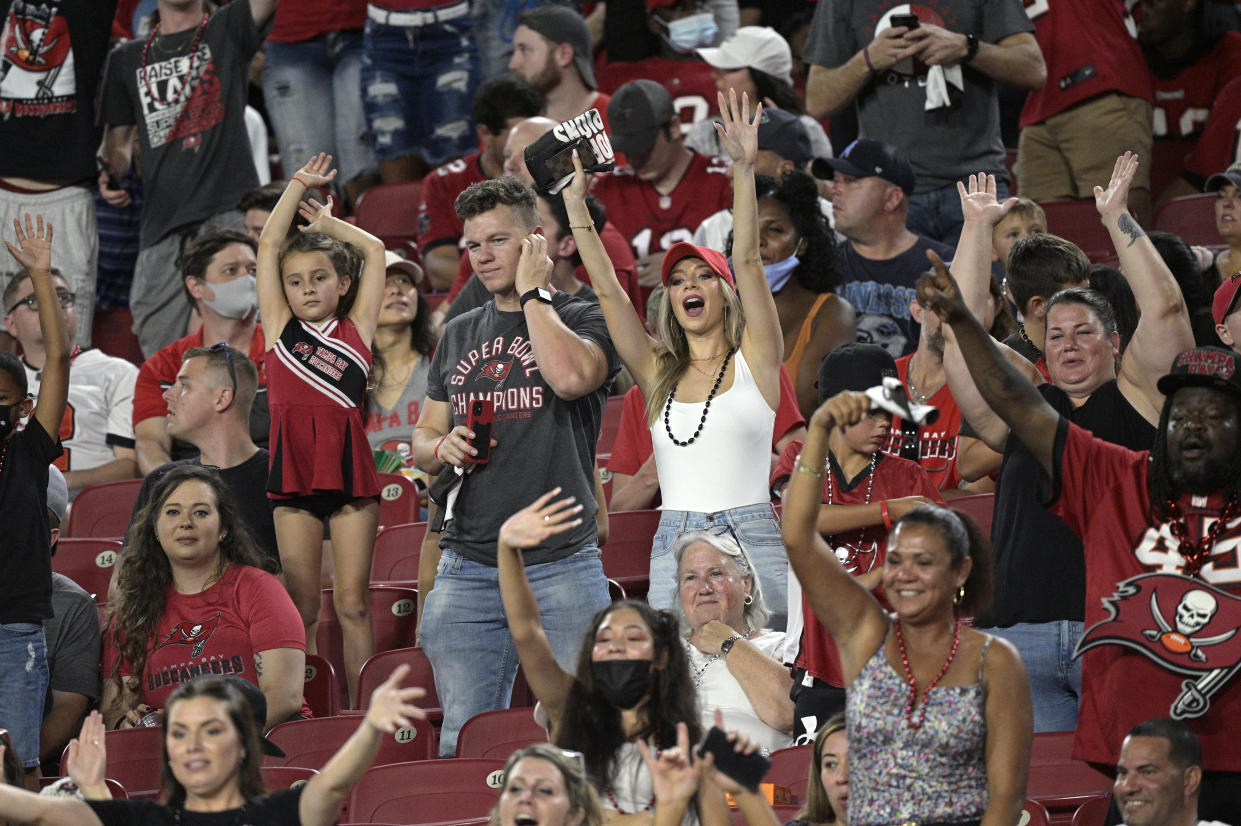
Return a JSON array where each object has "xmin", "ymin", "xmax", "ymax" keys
[
  {"xmin": 466, "ymin": 398, "xmax": 494, "ymax": 464},
  {"xmin": 697, "ymin": 726, "xmax": 771, "ymax": 792},
  {"xmin": 544, "ymin": 139, "xmax": 601, "ymax": 182},
  {"xmin": 890, "ymin": 12, "xmax": 919, "ymax": 29}
]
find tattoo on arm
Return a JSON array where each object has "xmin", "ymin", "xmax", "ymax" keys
[
  {"xmin": 253, "ymin": 652, "xmax": 263, "ymax": 677},
  {"xmin": 1118, "ymin": 213, "xmax": 1145, "ymax": 248}
]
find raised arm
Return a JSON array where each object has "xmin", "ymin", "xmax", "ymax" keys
[
  {"xmin": 1096, "ymin": 153, "xmax": 1194, "ymax": 424},
  {"xmin": 497, "ymin": 490, "xmax": 580, "ymax": 726},
  {"xmin": 299, "ymin": 665, "xmax": 427, "ymax": 826},
  {"xmin": 0, "ymin": 781, "xmax": 101, "ymax": 826},
  {"xmin": 6, "ymin": 216, "xmax": 69, "ymax": 438},
  {"xmin": 65, "ymin": 712, "xmax": 113, "ymax": 801},
  {"xmin": 717, "ymin": 90, "xmax": 782, "ymax": 406},
  {"xmin": 513, "ymin": 233, "xmax": 611, "ymax": 400},
  {"xmin": 805, "ymin": 26, "xmax": 918, "ymax": 118},
  {"xmin": 257, "ymin": 153, "xmax": 339, "ymax": 345},
  {"xmin": 916, "ymin": 256, "xmax": 1061, "ymax": 475},
  {"xmin": 296, "ymin": 195, "xmax": 387, "ymax": 345},
  {"xmin": 780, "ymin": 394, "xmax": 890, "ymax": 683},
  {"xmin": 564, "ymin": 157, "xmax": 658, "ymax": 390}
]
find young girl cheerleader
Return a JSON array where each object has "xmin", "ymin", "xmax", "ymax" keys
[{"xmin": 257, "ymin": 153, "xmax": 387, "ymax": 707}]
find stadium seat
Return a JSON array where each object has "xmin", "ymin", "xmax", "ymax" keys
[
  {"xmin": 61, "ymin": 726, "xmax": 163, "ymax": 799},
  {"xmin": 1154, "ymin": 193, "xmax": 1221, "ymax": 248},
  {"xmin": 1071, "ymin": 794, "xmax": 1111, "ymax": 826},
  {"xmin": 65, "ymin": 478, "xmax": 144, "ymax": 538},
  {"xmin": 266, "ymin": 714, "xmax": 435, "ymax": 770},
  {"xmin": 601, "ymin": 509, "xmax": 660, "ymax": 600},
  {"xmin": 357, "ymin": 646, "xmax": 441, "ymax": 723},
  {"xmin": 51, "ymin": 537, "xmax": 122, "ymax": 602},
  {"xmin": 354, "ymin": 181, "xmax": 423, "ymax": 244},
  {"xmin": 597, "ymin": 394, "xmax": 625, "ymax": 455},
  {"xmin": 1030, "ymin": 730, "xmax": 1076, "ymax": 765},
  {"xmin": 347, "ymin": 759, "xmax": 505, "ymax": 826},
  {"xmin": 303, "ymin": 654, "xmax": 340, "ymax": 718},
  {"xmin": 260, "ymin": 765, "xmax": 318, "ymax": 790},
  {"xmin": 1039, "ymin": 199, "xmax": 1117, "ymax": 265},
  {"xmin": 317, "ymin": 586, "xmax": 419, "ymax": 708},
  {"xmin": 1027, "ymin": 758, "xmax": 1113, "ymax": 819},
  {"xmin": 371, "ymin": 522, "xmax": 429, "ymax": 586},
  {"xmin": 949, "ymin": 493, "xmax": 994, "ymax": 539},
  {"xmin": 377, "ymin": 474, "xmax": 422, "ymax": 529},
  {"xmin": 766, "ymin": 744, "xmax": 811, "ymax": 803},
  {"xmin": 1023, "ymin": 799, "xmax": 1051, "ymax": 826},
  {"xmin": 455, "ymin": 707, "xmax": 547, "ymax": 758}
]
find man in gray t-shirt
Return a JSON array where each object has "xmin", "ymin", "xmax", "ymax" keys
[{"xmin": 802, "ymin": 0, "xmax": 1044, "ymax": 247}]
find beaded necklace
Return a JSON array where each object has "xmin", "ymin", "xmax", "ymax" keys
[
  {"xmin": 603, "ymin": 748, "xmax": 661, "ymax": 814},
  {"xmin": 664, "ymin": 349, "xmax": 734, "ymax": 447},
  {"xmin": 140, "ymin": 13, "xmax": 209, "ymax": 108},
  {"xmin": 1164, "ymin": 493, "xmax": 1240, "ymax": 578},
  {"xmin": 1017, "ymin": 324, "xmax": 1042, "ymax": 357},
  {"xmin": 894, "ymin": 617, "xmax": 961, "ymax": 729},
  {"xmin": 825, "ymin": 452, "xmax": 878, "ymax": 569}
]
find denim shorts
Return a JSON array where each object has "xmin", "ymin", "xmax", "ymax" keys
[{"xmin": 0, "ymin": 622, "xmax": 49, "ymax": 768}]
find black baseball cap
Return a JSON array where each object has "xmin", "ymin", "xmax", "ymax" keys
[
  {"xmin": 817, "ymin": 342, "xmax": 898, "ymax": 403},
  {"xmin": 519, "ymin": 6, "xmax": 596, "ymax": 90},
  {"xmin": 1156, "ymin": 346, "xmax": 1241, "ymax": 402},
  {"xmin": 608, "ymin": 80, "xmax": 674, "ymax": 155},
  {"xmin": 757, "ymin": 109, "xmax": 812, "ymax": 168},
  {"xmin": 812, "ymin": 138, "xmax": 916, "ymax": 195},
  {"xmin": 220, "ymin": 676, "xmax": 286, "ymax": 757},
  {"xmin": 1205, "ymin": 161, "xmax": 1241, "ymax": 193}
]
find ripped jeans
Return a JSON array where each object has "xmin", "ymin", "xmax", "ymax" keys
[
  {"xmin": 360, "ymin": 2, "xmax": 481, "ymax": 165},
  {"xmin": 0, "ymin": 622, "xmax": 48, "ymax": 769}
]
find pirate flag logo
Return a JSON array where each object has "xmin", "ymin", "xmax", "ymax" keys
[
  {"xmin": 154, "ymin": 611, "xmax": 223, "ymax": 658},
  {"xmin": 1075, "ymin": 574, "xmax": 1241, "ymax": 719},
  {"xmin": 291, "ymin": 341, "xmax": 314, "ymax": 360},
  {"xmin": 478, "ymin": 359, "xmax": 511, "ymax": 383}
]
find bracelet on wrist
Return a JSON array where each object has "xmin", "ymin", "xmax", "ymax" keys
[
  {"xmin": 569, "ymin": 224, "xmax": 595, "ymax": 230},
  {"xmin": 292, "ymin": 175, "xmax": 311, "ymax": 189},
  {"xmin": 881, "ymin": 500, "xmax": 894, "ymax": 531},
  {"xmin": 433, "ymin": 435, "xmax": 447, "ymax": 462},
  {"xmin": 794, "ymin": 458, "xmax": 824, "ymax": 477},
  {"xmin": 863, "ymin": 46, "xmax": 877, "ymax": 73}
]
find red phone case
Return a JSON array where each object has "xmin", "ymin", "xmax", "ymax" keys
[{"xmin": 465, "ymin": 399, "xmax": 494, "ymax": 464}]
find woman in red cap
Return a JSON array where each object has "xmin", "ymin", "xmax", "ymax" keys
[{"xmin": 563, "ymin": 89, "xmax": 789, "ymax": 628}]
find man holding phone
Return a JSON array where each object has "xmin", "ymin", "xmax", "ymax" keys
[{"xmin": 411, "ymin": 176, "xmax": 620, "ymax": 758}]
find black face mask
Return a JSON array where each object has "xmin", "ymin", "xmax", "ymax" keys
[
  {"xmin": 0, "ymin": 403, "xmax": 19, "ymax": 440},
  {"xmin": 592, "ymin": 659, "xmax": 655, "ymax": 709}
]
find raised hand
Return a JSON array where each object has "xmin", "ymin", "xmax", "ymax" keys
[
  {"xmin": 298, "ymin": 197, "xmax": 336, "ymax": 234},
  {"xmin": 808, "ymin": 390, "xmax": 873, "ymax": 433},
  {"xmin": 958, "ymin": 172, "xmax": 1016, "ymax": 227},
  {"xmin": 514, "ymin": 233, "xmax": 554, "ymax": 295},
  {"xmin": 1094, "ymin": 151, "xmax": 1140, "ymax": 223},
  {"xmin": 564, "ymin": 151, "xmax": 590, "ymax": 208},
  {"xmin": 700, "ymin": 710, "xmax": 761, "ymax": 796},
  {"xmin": 5, "ymin": 213, "xmax": 53, "ymax": 273},
  {"xmin": 364, "ymin": 664, "xmax": 428, "ymax": 734},
  {"xmin": 713, "ymin": 88, "xmax": 761, "ymax": 167},
  {"xmin": 637, "ymin": 721, "xmax": 701, "ymax": 806},
  {"xmin": 294, "ymin": 152, "xmax": 339, "ymax": 190},
  {"xmin": 65, "ymin": 711, "xmax": 108, "ymax": 790},
  {"xmin": 499, "ymin": 488, "xmax": 584, "ymax": 550},
  {"xmin": 914, "ymin": 249, "xmax": 972, "ymax": 327}
]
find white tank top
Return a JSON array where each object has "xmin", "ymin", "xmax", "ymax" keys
[{"xmin": 651, "ymin": 349, "xmax": 776, "ymax": 512}]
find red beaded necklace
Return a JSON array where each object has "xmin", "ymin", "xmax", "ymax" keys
[
  {"xmin": 1164, "ymin": 494, "xmax": 1240, "ymax": 578},
  {"xmin": 894, "ymin": 617, "xmax": 962, "ymax": 729},
  {"xmin": 140, "ymin": 13, "xmax": 209, "ymax": 108}
]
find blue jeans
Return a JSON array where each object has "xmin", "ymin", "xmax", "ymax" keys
[
  {"xmin": 648, "ymin": 504, "xmax": 788, "ymax": 632},
  {"xmin": 420, "ymin": 545, "xmax": 610, "ymax": 757},
  {"xmin": 263, "ymin": 31, "xmax": 375, "ymax": 186},
  {"xmin": 0, "ymin": 622, "xmax": 48, "ymax": 769},
  {"xmin": 361, "ymin": 5, "xmax": 481, "ymax": 164},
  {"xmin": 907, "ymin": 179, "xmax": 1010, "ymax": 250},
  {"xmin": 989, "ymin": 620, "xmax": 1081, "ymax": 733}
]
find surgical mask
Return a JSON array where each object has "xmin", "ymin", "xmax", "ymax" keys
[
  {"xmin": 659, "ymin": 12, "xmax": 718, "ymax": 52},
  {"xmin": 591, "ymin": 659, "xmax": 654, "ymax": 709},
  {"xmin": 203, "ymin": 274, "xmax": 258, "ymax": 319},
  {"xmin": 764, "ymin": 255, "xmax": 800, "ymax": 292}
]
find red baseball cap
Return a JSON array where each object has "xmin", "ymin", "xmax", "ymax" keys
[
  {"xmin": 660, "ymin": 242, "xmax": 735, "ymax": 288},
  {"xmin": 1212, "ymin": 269, "xmax": 1241, "ymax": 326}
]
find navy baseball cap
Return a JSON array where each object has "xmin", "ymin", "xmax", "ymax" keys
[
  {"xmin": 757, "ymin": 109, "xmax": 812, "ymax": 168},
  {"xmin": 812, "ymin": 139, "xmax": 916, "ymax": 195}
]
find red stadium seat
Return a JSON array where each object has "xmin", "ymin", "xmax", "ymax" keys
[
  {"xmin": 347, "ymin": 759, "xmax": 505, "ymax": 826},
  {"xmin": 1030, "ymin": 730, "xmax": 1076, "ymax": 765},
  {"xmin": 455, "ymin": 707, "xmax": 547, "ymax": 758},
  {"xmin": 371, "ymin": 522, "xmax": 429, "ymax": 586},
  {"xmin": 1027, "ymin": 758, "xmax": 1113, "ymax": 818},
  {"xmin": 601, "ymin": 509, "xmax": 660, "ymax": 600},
  {"xmin": 354, "ymin": 181, "xmax": 423, "ymax": 243},
  {"xmin": 1039, "ymin": 199, "xmax": 1117, "ymax": 265},
  {"xmin": 303, "ymin": 654, "xmax": 340, "ymax": 718},
  {"xmin": 266, "ymin": 714, "xmax": 435, "ymax": 770},
  {"xmin": 317, "ymin": 586, "xmax": 419, "ymax": 708},
  {"xmin": 260, "ymin": 765, "xmax": 318, "ymax": 790},
  {"xmin": 1154, "ymin": 193, "xmax": 1221, "ymax": 248},
  {"xmin": 357, "ymin": 646, "xmax": 441, "ymax": 723},
  {"xmin": 949, "ymin": 493, "xmax": 994, "ymax": 539},
  {"xmin": 61, "ymin": 726, "xmax": 163, "ymax": 799},
  {"xmin": 1071, "ymin": 794, "xmax": 1111, "ymax": 826},
  {"xmin": 65, "ymin": 478, "xmax": 144, "ymax": 538},
  {"xmin": 377, "ymin": 474, "xmax": 422, "ymax": 529},
  {"xmin": 51, "ymin": 537, "xmax": 122, "ymax": 602},
  {"xmin": 1023, "ymin": 799, "xmax": 1051, "ymax": 826},
  {"xmin": 766, "ymin": 744, "xmax": 812, "ymax": 804}
]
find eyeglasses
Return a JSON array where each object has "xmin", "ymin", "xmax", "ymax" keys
[
  {"xmin": 5, "ymin": 290, "xmax": 75, "ymax": 315},
  {"xmin": 208, "ymin": 342, "xmax": 238, "ymax": 399}
]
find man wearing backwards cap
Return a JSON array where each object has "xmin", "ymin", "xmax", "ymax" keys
[
  {"xmin": 815, "ymin": 138, "xmax": 952, "ymax": 357},
  {"xmin": 509, "ymin": 6, "xmax": 612, "ymax": 126},
  {"xmin": 594, "ymin": 79, "xmax": 732, "ymax": 286},
  {"xmin": 917, "ymin": 259, "xmax": 1241, "ymax": 815}
]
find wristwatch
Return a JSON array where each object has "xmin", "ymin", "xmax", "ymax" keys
[
  {"xmin": 720, "ymin": 634, "xmax": 744, "ymax": 656},
  {"xmin": 520, "ymin": 287, "xmax": 553, "ymax": 308},
  {"xmin": 962, "ymin": 32, "xmax": 979, "ymax": 64}
]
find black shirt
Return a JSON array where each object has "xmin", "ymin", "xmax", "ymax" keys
[{"xmin": 88, "ymin": 788, "xmax": 302, "ymax": 825}]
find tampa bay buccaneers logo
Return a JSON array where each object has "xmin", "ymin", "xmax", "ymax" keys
[
  {"xmin": 153, "ymin": 611, "xmax": 223, "ymax": 658},
  {"xmin": 1075, "ymin": 574, "xmax": 1241, "ymax": 719},
  {"xmin": 291, "ymin": 342, "xmax": 313, "ymax": 360},
  {"xmin": 478, "ymin": 359, "xmax": 511, "ymax": 383}
]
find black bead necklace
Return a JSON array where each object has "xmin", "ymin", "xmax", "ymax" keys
[{"xmin": 664, "ymin": 349, "xmax": 734, "ymax": 447}]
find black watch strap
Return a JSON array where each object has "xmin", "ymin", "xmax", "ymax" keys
[
  {"xmin": 963, "ymin": 32, "xmax": 979, "ymax": 64},
  {"xmin": 720, "ymin": 634, "xmax": 743, "ymax": 656},
  {"xmin": 520, "ymin": 287, "xmax": 553, "ymax": 308}
]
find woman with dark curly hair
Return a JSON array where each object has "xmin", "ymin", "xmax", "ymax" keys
[
  {"xmin": 734, "ymin": 170, "xmax": 854, "ymax": 419},
  {"xmin": 101, "ymin": 465, "xmax": 308, "ymax": 731},
  {"xmin": 498, "ymin": 490, "xmax": 728, "ymax": 826}
]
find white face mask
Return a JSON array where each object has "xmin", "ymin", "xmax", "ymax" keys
[
  {"xmin": 764, "ymin": 254, "xmax": 800, "ymax": 292},
  {"xmin": 659, "ymin": 12, "xmax": 718, "ymax": 52},
  {"xmin": 203, "ymin": 274, "xmax": 258, "ymax": 319}
]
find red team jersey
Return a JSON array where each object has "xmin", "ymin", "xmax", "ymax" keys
[
  {"xmin": 417, "ymin": 151, "xmax": 489, "ymax": 254},
  {"xmin": 1019, "ymin": 0, "xmax": 1152, "ymax": 129},
  {"xmin": 885, "ymin": 354, "xmax": 965, "ymax": 492},
  {"xmin": 590, "ymin": 152, "xmax": 732, "ymax": 260},
  {"xmin": 1153, "ymin": 32, "xmax": 1241, "ymax": 138},
  {"xmin": 1185, "ymin": 74, "xmax": 1241, "ymax": 181},
  {"xmin": 596, "ymin": 56, "xmax": 719, "ymax": 133}
]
